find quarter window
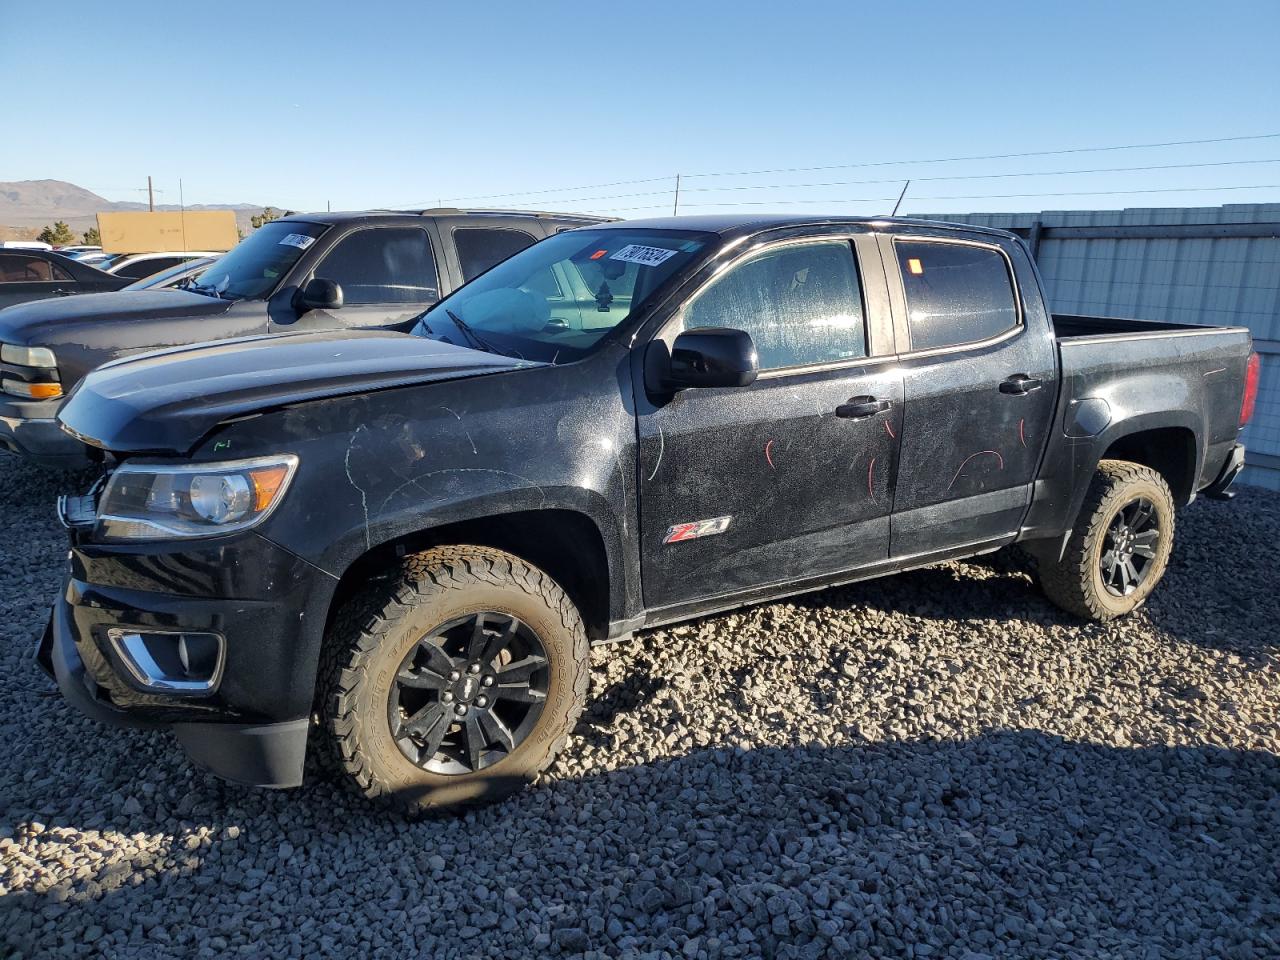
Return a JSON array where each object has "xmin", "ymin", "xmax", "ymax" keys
[
  {"xmin": 896, "ymin": 241, "xmax": 1018, "ymax": 351},
  {"xmin": 315, "ymin": 228, "xmax": 439, "ymax": 304},
  {"xmin": 455, "ymin": 228, "xmax": 538, "ymax": 282},
  {"xmin": 684, "ymin": 240, "xmax": 866, "ymax": 370}
]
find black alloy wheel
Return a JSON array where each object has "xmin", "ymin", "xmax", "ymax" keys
[
  {"xmin": 388, "ymin": 612, "xmax": 549, "ymax": 775},
  {"xmin": 1099, "ymin": 496, "xmax": 1161, "ymax": 597}
]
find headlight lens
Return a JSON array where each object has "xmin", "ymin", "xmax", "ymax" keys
[
  {"xmin": 96, "ymin": 455, "xmax": 299, "ymax": 541},
  {"xmin": 1, "ymin": 344, "xmax": 57, "ymax": 367}
]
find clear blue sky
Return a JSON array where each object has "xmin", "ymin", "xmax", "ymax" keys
[{"xmin": 3, "ymin": 0, "xmax": 1278, "ymax": 218}]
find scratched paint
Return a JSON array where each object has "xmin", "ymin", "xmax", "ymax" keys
[
  {"xmin": 1018, "ymin": 418, "xmax": 1026, "ymax": 448},
  {"xmin": 884, "ymin": 420, "xmax": 896, "ymax": 440},
  {"xmin": 764, "ymin": 439, "xmax": 776, "ymax": 470},
  {"xmin": 947, "ymin": 450, "xmax": 1005, "ymax": 491},
  {"xmin": 867, "ymin": 456, "xmax": 877, "ymax": 498}
]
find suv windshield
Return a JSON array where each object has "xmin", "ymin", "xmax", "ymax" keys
[
  {"xmin": 191, "ymin": 221, "xmax": 328, "ymax": 300},
  {"xmin": 412, "ymin": 228, "xmax": 713, "ymax": 363}
]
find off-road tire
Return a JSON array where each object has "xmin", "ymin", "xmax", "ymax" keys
[
  {"xmin": 317, "ymin": 545, "xmax": 589, "ymax": 814},
  {"xmin": 1039, "ymin": 459, "xmax": 1175, "ymax": 621}
]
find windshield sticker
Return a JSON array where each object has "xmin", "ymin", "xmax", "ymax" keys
[
  {"xmin": 609, "ymin": 244, "xmax": 678, "ymax": 267},
  {"xmin": 278, "ymin": 233, "xmax": 316, "ymax": 250}
]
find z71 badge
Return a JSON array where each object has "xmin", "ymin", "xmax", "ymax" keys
[{"xmin": 663, "ymin": 516, "xmax": 732, "ymax": 544}]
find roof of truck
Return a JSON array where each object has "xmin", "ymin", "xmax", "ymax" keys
[{"xmin": 591, "ymin": 213, "xmax": 1017, "ymax": 239}]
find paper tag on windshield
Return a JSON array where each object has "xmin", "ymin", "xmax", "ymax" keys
[
  {"xmin": 609, "ymin": 244, "xmax": 677, "ymax": 267},
  {"xmin": 279, "ymin": 233, "xmax": 316, "ymax": 250}
]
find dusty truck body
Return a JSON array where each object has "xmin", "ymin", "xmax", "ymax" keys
[
  {"xmin": 0, "ymin": 208, "xmax": 606, "ymax": 465},
  {"xmin": 39, "ymin": 215, "xmax": 1257, "ymax": 813}
]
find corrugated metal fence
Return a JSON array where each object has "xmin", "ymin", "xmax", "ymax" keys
[{"xmin": 912, "ymin": 203, "xmax": 1280, "ymax": 490}]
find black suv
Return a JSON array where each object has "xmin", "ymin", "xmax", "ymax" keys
[{"xmin": 0, "ymin": 208, "xmax": 606, "ymax": 465}]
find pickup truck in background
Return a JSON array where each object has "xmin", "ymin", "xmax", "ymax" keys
[
  {"xmin": 40, "ymin": 214, "xmax": 1257, "ymax": 814},
  {"xmin": 0, "ymin": 208, "xmax": 608, "ymax": 465}
]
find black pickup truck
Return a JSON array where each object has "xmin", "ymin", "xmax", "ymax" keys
[
  {"xmin": 39, "ymin": 214, "xmax": 1257, "ymax": 813},
  {"xmin": 0, "ymin": 208, "xmax": 605, "ymax": 465}
]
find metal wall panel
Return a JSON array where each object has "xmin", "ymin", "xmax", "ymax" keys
[{"xmin": 912, "ymin": 204, "xmax": 1280, "ymax": 488}]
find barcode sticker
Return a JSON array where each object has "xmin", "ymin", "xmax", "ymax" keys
[
  {"xmin": 609, "ymin": 244, "xmax": 678, "ymax": 267},
  {"xmin": 278, "ymin": 233, "xmax": 316, "ymax": 250}
]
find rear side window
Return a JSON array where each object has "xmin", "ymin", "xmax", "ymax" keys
[
  {"xmin": 896, "ymin": 241, "xmax": 1018, "ymax": 351},
  {"xmin": 684, "ymin": 240, "xmax": 866, "ymax": 370},
  {"xmin": 315, "ymin": 227, "xmax": 439, "ymax": 304},
  {"xmin": 0, "ymin": 254, "xmax": 62, "ymax": 283},
  {"xmin": 455, "ymin": 228, "xmax": 538, "ymax": 282}
]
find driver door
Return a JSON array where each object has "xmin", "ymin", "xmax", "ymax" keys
[{"xmin": 273, "ymin": 226, "xmax": 441, "ymax": 334}]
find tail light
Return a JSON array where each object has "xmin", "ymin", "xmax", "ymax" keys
[{"xmin": 1240, "ymin": 352, "xmax": 1260, "ymax": 426}]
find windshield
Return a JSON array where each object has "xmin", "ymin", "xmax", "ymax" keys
[
  {"xmin": 192, "ymin": 221, "xmax": 328, "ymax": 300},
  {"xmin": 412, "ymin": 228, "xmax": 713, "ymax": 363}
]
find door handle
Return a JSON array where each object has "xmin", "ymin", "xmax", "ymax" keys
[
  {"xmin": 835, "ymin": 396, "xmax": 892, "ymax": 420},
  {"xmin": 1000, "ymin": 374, "xmax": 1043, "ymax": 395}
]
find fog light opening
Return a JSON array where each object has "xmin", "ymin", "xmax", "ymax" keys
[{"xmin": 107, "ymin": 629, "xmax": 225, "ymax": 695}]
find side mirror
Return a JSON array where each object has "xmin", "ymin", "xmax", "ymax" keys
[
  {"xmin": 296, "ymin": 277, "xmax": 343, "ymax": 311},
  {"xmin": 661, "ymin": 327, "xmax": 758, "ymax": 390}
]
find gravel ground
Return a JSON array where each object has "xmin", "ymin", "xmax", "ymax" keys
[{"xmin": 1, "ymin": 451, "xmax": 1277, "ymax": 959}]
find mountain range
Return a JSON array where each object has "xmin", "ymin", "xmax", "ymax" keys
[{"xmin": 0, "ymin": 179, "xmax": 274, "ymax": 240}]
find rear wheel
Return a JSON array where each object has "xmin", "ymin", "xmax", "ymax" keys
[
  {"xmin": 1038, "ymin": 459, "xmax": 1175, "ymax": 621},
  {"xmin": 318, "ymin": 546, "xmax": 589, "ymax": 814}
]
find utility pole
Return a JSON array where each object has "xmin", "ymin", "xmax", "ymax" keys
[
  {"xmin": 672, "ymin": 174, "xmax": 681, "ymax": 216},
  {"xmin": 147, "ymin": 175, "xmax": 155, "ymax": 212}
]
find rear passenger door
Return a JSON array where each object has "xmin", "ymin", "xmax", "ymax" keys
[
  {"xmin": 883, "ymin": 233, "xmax": 1056, "ymax": 557},
  {"xmin": 279, "ymin": 226, "xmax": 441, "ymax": 333},
  {"xmin": 0, "ymin": 253, "xmax": 77, "ymax": 308},
  {"xmin": 637, "ymin": 234, "xmax": 903, "ymax": 610}
]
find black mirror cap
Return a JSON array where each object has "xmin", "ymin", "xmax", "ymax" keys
[
  {"xmin": 297, "ymin": 277, "xmax": 343, "ymax": 311},
  {"xmin": 665, "ymin": 326, "xmax": 759, "ymax": 390}
]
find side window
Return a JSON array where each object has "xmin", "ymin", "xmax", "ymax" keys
[
  {"xmin": 896, "ymin": 241, "xmax": 1019, "ymax": 351},
  {"xmin": 117, "ymin": 257, "xmax": 181, "ymax": 280},
  {"xmin": 50, "ymin": 261, "xmax": 73, "ymax": 281},
  {"xmin": 454, "ymin": 228, "xmax": 538, "ymax": 282},
  {"xmin": 0, "ymin": 254, "xmax": 54, "ymax": 283},
  {"xmin": 684, "ymin": 240, "xmax": 866, "ymax": 370},
  {"xmin": 315, "ymin": 228, "xmax": 439, "ymax": 304}
]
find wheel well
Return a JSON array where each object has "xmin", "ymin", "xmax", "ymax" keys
[
  {"xmin": 326, "ymin": 510, "xmax": 611, "ymax": 641},
  {"xmin": 1102, "ymin": 427, "xmax": 1197, "ymax": 504}
]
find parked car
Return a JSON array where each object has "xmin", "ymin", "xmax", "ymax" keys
[
  {"xmin": 122, "ymin": 256, "xmax": 217, "ymax": 291},
  {"xmin": 0, "ymin": 208, "xmax": 607, "ymax": 465},
  {"xmin": 0, "ymin": 249, "xmax": 129, "ymax": 310},
  {"xmin": 105, "ymin": 251, "xmax": 221, "ymax": 281},
  {"xmin": 0, "ymin": 241, "xmax": 53, "ymax": 250},
  {"xmin": 37, "ymin": 214, "xmax": 1257, "ymax": 812},
  {"xmin": 55, "ymin": 245, "xmax": 102, "ymax": 256}
]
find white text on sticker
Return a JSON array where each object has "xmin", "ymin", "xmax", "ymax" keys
[
  {"xmin": 279, "ymin": 233, "xmax": 316, "ymax": 250},
  {"xmin": 609, "ymin": 244, "xmax": 677, "ymax": 267}
]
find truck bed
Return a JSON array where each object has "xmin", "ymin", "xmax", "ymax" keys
[{"xmin": 1051, "ymin": 313, "xmax": 1215, "ymax": 339}]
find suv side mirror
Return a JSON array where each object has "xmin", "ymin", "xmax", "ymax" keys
[
  {"xmin": 296, "ymin": 277, "xmax": 343, "ymax": 311},
  {"xmin": 660, "ymin": 327, "xmax": 758, "ymax": 391}
]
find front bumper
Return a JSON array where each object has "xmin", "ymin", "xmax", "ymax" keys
[
  {"xmin": 0, "ymin": 400, "xmax": 92, "ymax": 467},
  {"xmin": 36, "ymin": 534, "xmax": 338, "ymax": 788}
]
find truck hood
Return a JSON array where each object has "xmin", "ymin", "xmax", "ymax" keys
[
  {"xmin": 0, "ymin": 289, "xmax": 233, "ymax": 347},
  {"xmin": 58, "ymin": 330, "xmax": 533, "ymax": 455}
]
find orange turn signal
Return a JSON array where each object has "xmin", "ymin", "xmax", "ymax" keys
[
  {"xmin": 249, "ymin": 464, "xmax": 292, "ymax": 511},
  {"xmin": 1, "ymin": 379, "xmax": 62, "ymax": 400}
]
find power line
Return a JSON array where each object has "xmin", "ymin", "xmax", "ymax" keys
[
  {"xmin": 415, "ymin": 132, "xmax": 1280, "ymax": 206},
  {"xmin": 678, "ymin": 183, "xmax": 1280, "ymax": 208}
]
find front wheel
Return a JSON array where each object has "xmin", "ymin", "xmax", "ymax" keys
[
  {"xmin": 1038, "ymin": 460, "xmax": 1175, "ymax": 621},
  {"xmin": 318, "ymin": 546, "xmax": 589, "ymax": 814}
]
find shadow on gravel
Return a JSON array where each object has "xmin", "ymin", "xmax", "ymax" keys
[{"xmin": 4, "ymin": 720, "xmax": 1279, "ymax": 957}]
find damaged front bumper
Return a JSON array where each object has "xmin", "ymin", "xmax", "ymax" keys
[{"xmin": 36, "ymin": 531, "xmax": 337, "ymax": 789}]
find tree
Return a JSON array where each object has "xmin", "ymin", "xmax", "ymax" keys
[
  {"xmin": 82, "ymin": 226, "xmax": 101, "ymax": 245},
  {"xmin": 36, "ymin": 221, "xmax": 76, "ymax": 246},
  {"xmin": 251, "ymin": 207, "xmax": 286, "ymax": 229}
]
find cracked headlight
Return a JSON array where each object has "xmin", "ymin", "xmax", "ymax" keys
[{"xmin": 96, "ymin": 455, "xmax": 299, "ymax": 542}]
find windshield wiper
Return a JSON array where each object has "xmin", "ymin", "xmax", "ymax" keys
[{"xmin": 444, "ymin": 308, "xmax": 501, "ymax": 355}]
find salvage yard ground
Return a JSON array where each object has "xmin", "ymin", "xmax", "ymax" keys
[{"xmin": 1, "ymin": 453, "xmax": 1277, "ymax": 958}]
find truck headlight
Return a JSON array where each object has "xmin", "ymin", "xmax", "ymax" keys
[
  {"xmin": 96, "ymin": 455, "xmax": 299, "ymax": 542},
  {"xmin": 1, "ymin": 344, "xmax": 57, "ymax": 367}
]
